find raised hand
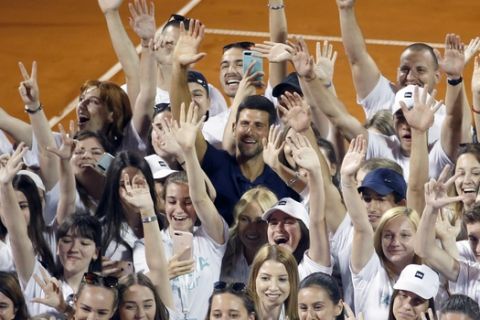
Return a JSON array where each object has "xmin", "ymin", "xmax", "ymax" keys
[
  {"xmin": 424, "ymin": 178, "xmax": 464, "ymax": 210},
  {"xmin": 128, "ymin": 0, "xmax": 156, "ymax": 42},
  {"xmin": 102, "ymin": 257, "xmax": 134, "ymax": 278},
  {"xmin": 437, "ymin": 33, "xmax": 465, "ymax": 79},
  {"xmin": 435, "ymin": 209, "xmax": 461, "ymax": 242},
  {"xmin": 336, "ymin": 0, "xmax": 356, "ymax": 10},
  {"xmin": 120, "ymin": 173, "xmax": 154, "ymax": 212},
  {"xmin": 400, "ymin": 85, "xmax": 442, "ymax": 132},
  {"xmin": 234, "ymin": 62, "xmax": 264, "ymax": 103},
  {"xmin": 18, "ymin": 61, "xmax": 40, "ymax": 110},
  {"xmin": 252, "ymin": 41, "xmax": 293, "ymax": 63},
  {"xmin": 287, "ymin": 132, "xmax": 320, "ymax": 173},
  {"xmin": 98, "ymin": 0, "xmax": 124, "ymax": 13},
  {"xmin": 314, "ymin": 40, "xmax": 337, "ymax": 85},
  {"xmin": 262, "ymin": 125, "xmax": 285, "ymax": 169},
  {"xmin": 171, "ymin": 102, "xmax": 205, "ymax": 152},
  {"xmin": 153, "ymin": 118, "xmax": 182, "ymax": 158},
  {"xmin": 278, "ymin": 91, "xmax": 311, "ymax": 133},
  {"xmin": 288, "ymin": 37, "xmax": 316, "ymax": 81},
  {"xmin": 46, "ymin": 121, "xmax": 77, "ymax": 161},
  {"xmin": 173, "ymin": 19, "xmax": 206, "ymax": 67},
  {"xmin": 465, "ymin": 37, "xmax": 480, "ymax": 64},
  {"xmin": 340, "ymin": 135, "xmax": 366, "ymax": 178},
  {"xmin": 472, "ymin": 54, "xmax": 480, "ymax": 95},
  {"xmin": 0, "ymin": 143, "xmax": 28, "ymax": 185},
  {"xmin": 31, "ymin": 266, "xmax": 65, "ymax": 311},
  {"xmin": 343, "ymin": 302, "xmax": 363, "ymax": 320}
]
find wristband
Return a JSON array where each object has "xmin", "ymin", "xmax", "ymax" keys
[
  {"xmin": 142, "ymin": 215, "xmax": 158, "ymax": 223},
  {"xmin": 447, "ymin": 77, "xmax": 463, "ymax": 86},
  {"xmin": 268, "ymin": 3, "xmax": 285, "ymax": 9},
  {"xmin": 24, "ymin": 103, "xmax": 42, "ymax": 114}
]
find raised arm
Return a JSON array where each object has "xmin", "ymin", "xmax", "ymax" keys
[
  {"xmin": 288, "ymin": 132, "xmax": 330, "ymax": 267},
  {"xmin": 268, "ymin": 0, "xmax": 288, "ymax": 87},
  {"xmin": 45, "ymin": 121, "xmax": 77, "ymax": 225},
  {"xmin": 289, "ymin": 37, "xmax": 367, "ymax": 142},
  {"xmin": 169, "ymin": 20, "xmax": 208, "ymax": 161},
  {"xmin": 335, "ymin": 0, "xmax": 381, "ymax": 99},
  {"xmin": 415, "ymin": 179, "xmax": 464, "ymax": 281},
  {"xmin": 0, "ymin": 144, "xmax": 36, "ymax": 286},
  {"xmin": 121, "ymin": 173, "xmax": 174, "ymax": 309},
  {"xmin": 340, "ymin": 135, "xmax": 374, "ymax": 273},
  {"xmin": 172, "ymin": 102, "xmax": 225, "ymax": 244},
  {"xmin": 402, "ymin": 86, "xmax": 443, "ymax": 214},
  {"xmin": 98, "ymin": 0, "xmax": 140, "ymax": 107},
  {"xmin": 471, "ymin": 54, "xmax": 480, "ymax": 134},
  {"xmin": 129, "ymin": 0, "xmax": 157, "ymax": 139},
  {"xmin": 438, "ymin": 34, "xmax": 466, "ymax": 158},
  {"xmin": 18, "ymin": 61, "xmax": 59, "ymax": 191}
]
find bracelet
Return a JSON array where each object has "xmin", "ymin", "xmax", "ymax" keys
[
  {"xmin": 287, "ymin": 171, "xmax": 300, "ymax": 187},
  {"xmin": 471, "ymin": 105, "xmax": 480, "ymax": 114},
  {"xmin": 447, "ymin": 77, "xmax": 463, "ymax": 86},
  {"xmin": 24, "ymin": 103, "xmax": 42, "ymax": 114},
  {"xmin": 268, "ymin": 3, "xmax": 285, "ymax": 9},
  {"xmin": 142, "ymin": 215, "xmax": 158, "ymax": 223}
]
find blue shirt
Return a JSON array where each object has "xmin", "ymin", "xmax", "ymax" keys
[{"xmin": 201, "ymin": 143, "xmax": 300, "ymax": 225}]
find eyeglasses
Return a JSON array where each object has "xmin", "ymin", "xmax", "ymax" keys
[
  {"xmin": 222, "ymin": 41, "xmax": 255, "ymax": 53},
  {"xmin": 213, "ymin": 281, "xmax": 246, "ymax": 293},
  {"xmin": 82, "ymin": 272, "xmax": 118, "ymax": 288},
  {"xmin": 153, "ymin": 103, "xmax": 171, "ymax": 114}
]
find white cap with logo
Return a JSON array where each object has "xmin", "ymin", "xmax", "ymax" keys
[
  {"xmin": 262, "ymin": 197, "xmax": 309, "ymax": 228},
  {"xmin": 144, "ymin": 154, "xmax": 178, "ymax": 180},
  {"xmin": 393, "ymin": 264, "xmax": 440, "ymax": 299}
]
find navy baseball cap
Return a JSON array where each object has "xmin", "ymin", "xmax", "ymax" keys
[
  {"xmin": 358, "ymin": 168, "xmax": 407, "ymax": 200},
  {"xmin": 187, "ymin": 70, "xmax": 209, "ymax": 96},
  {"xmin": 272, "ymin": 72, "xmax": 303, "ymax": 98}
]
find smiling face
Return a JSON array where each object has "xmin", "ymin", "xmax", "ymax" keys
[
  {"xmin": 154, "ymin": 25, "xmax": 180, "ymax": 65},
  {"xmin": 360, "ymin": 189, "xmax": 397, "ymax": 230},
  {"xmin": 71, "ymin": 137, "xmax": 105, "ymax": 176},
  {"xmin": 220, "ymin": 47, "xmax": 244, "ymax": 98},
  {"xmin": 392, "ymin": 290, "xmax": 429, "ymax": 320},
  {"xmin": 255, "ymin": 259, "xmax": 290, "ymax": 309},
  {"xmin": 237, "ymin": 201, "xmax": 268, "ymax": 250},
  {"xmin": 75, "ymin": 285, "xmax": 116, "ymax": 320},
  {"xmin": 381, "ymin": 215, "xmax": 416, "ymax": 266},
  {"xmin": 267, "ymin": 211, "xmax": 302, "ymax": 253},
  {"xmin": 77, "ymin": 87, "xmax": 113, "ymax": 133},
  {"xmin": 297, "ymin": 286, "xmax": 343, "ymax": 320},
  {"xmin": 397, "ymin": 48, "xmax": 440, "ymax": 91},
  {"xmin": 151, "ymin": 111, "xmax": 174, "ymax": 159},
  {"xmin": 209, "ymin": 292, "xmax": 255, "ymax": 320},
  {"xmin": 164, "ymin": 182, "xmax": 196, "ymax": 232},
  {"xmin": 233, "ymin": 109, "xmax": 270, "ymax": 160},
  {"xmin": 455, "ymin": 153, "xmax": 480, "ymax": 209},
  {"xmin": 57, "ymin": 230, "xmax": 98, "ymax": 276},
  {"xmin": 188, "ymin": 82, "xmax": 210, "ymax": 117},
  {"xmin": 119, "ymin": 284, "xmax": 157, "ymax": 320}
]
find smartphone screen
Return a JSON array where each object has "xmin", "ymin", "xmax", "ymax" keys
[
  {"xmin": 243, "ymin": 50, "xmax": 263, "ymax": 82},
  {"xmin": 95, "ymin": 153, "xmax": 114, "ymax": 176}
]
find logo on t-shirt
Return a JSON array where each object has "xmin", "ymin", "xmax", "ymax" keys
[
  {"xmin": 278, "ymin": 200, "xmax": 287, "ymax": 206},
  {"xmin": 415, "ymin": 271, "xmax": 424, "ymax": 279},
  {"xmin": 404, "ymin": 92, "xmax": 413, "ymax": 99}
]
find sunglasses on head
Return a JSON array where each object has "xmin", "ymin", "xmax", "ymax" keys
[
  {"xmin": 82, "ymin": 272, "xmax": 118, "ymax": 288},
  {"xmin": 213, "ymin": 281, "xmax": 246, "ymax": 293}
]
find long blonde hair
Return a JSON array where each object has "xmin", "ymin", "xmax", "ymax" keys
[
  {"xmin": 373, "ymin": 206, "xmax": 421, "ymax": 280},
  {"xmin": 248, "ymin": 244, "xmax": 299, "ymax": 320}
]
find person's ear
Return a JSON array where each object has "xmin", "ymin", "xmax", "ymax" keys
[
  {"xmin": 93, "ymin": 248, "xmax": 99, "ymax": 261},
  {"xmin": 334, "ymin": 299, "xmax": 344, "ymax": 317}
]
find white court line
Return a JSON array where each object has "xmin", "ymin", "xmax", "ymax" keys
[
  {"xmin": 48, "ymin": 0, "xmax": 202, "ymax": 127},
  {"xmin": 204, "ymin": 28, "xmax": 444, "ymax": 48}
]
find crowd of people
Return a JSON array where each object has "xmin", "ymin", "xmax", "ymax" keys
[{"xmin": 0, "ymin": 0, "xmax": 480, "ymax": 319}]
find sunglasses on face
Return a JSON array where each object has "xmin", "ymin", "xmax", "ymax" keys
[
  {"xmin": 213, "ymin": 281, "xmax": 246, "ymax": 293},
  {"xmin": 82, "ymin": 272, "xmax": 118, "ymax": 288}
]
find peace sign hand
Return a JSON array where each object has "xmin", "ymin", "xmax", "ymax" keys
[{"xmin": 18, "ymin": 61, "xmax": 40, "ymax": 109}]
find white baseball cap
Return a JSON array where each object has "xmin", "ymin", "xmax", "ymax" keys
[
  {"xmin": 262, "ymin": 197, "xmax": 309, "ymax": 228},
  {"xmin": 17, "ymin": 170, "xmax": 46, "ymax": 192},
  {"xmin": 392, "ymin": 85, "xmax": 430, "ymax": 116},
  {"xmin": 393, "ymin": 264, "xmax": 440, "ymax": 299},
  {"xmin": 144, "ymin": 154, "xmax": 178, "ymax": 180}
]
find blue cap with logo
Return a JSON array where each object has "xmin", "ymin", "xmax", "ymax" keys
[{"xmin": 358, "ymin": 168, "xmax": 407, "ymax": 200}]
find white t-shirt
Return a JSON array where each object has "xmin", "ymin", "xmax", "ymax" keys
[
  {"xmin": 457, "ymin": 240, "xmax": 476, "ymax": 262},
  {"xmin": 0, "ymin": 239, "xmax": 14, "ymax": 272},
  {"xmin": 298, "ymin": 250, "xmax": 333, "ymax": 279},
  {"xmin": 162, "ymin": 223, "xmax": 229, "ymax": 320},
  {"xmin": 22, "ymin": 260, "xmax": 74, "ymax": 316},
  {"xmin": 202, "ymin": 109, "xmax": 231, "ymax": 150},
  {"xmin": 367, "ymin": 131, "xmax": 452, "ymax": 179},
  {"xmin": 104, "ymin": 222, "xmax": 142, "ymax": 263},
  {"xmin": 330, "ymin": 215, "xmax": 355, "ymax": 310},
  {"xmin": 351, "ymin": 253, "xmax": 393, "ymax": 320},
  {"xmin": 449, "ymin": 259, "xmax": 480, "ymax": 303},
  {"xmin": 359, "ymin": 75, "xmax": 446, "ymax": 145}
]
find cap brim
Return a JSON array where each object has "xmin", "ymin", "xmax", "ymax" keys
[
  {"xmin": 358, "ymin": 184, "xmax": 393, "ymax": 197},
  {"xmin": 272, "ymin": 83, "xmax": 302, "ymax": 98}
]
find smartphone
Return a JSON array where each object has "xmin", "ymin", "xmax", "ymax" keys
[
  {"xmin": 95, "ymin": 152, "xmax": 114, "ymax": 176},
  {"xmin": 172, "ymin": 230, "xmax": 193, "ymax": 261},
  {"xmin": 116, "ymin": 260, "xmax": 134, "ymax": 277},
  {"xmin": 243, "ymin": 50, "xmax": 263, "ymax": 82}
]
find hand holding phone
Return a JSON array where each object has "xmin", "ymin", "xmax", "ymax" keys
[
  {"xmin": 172, "ymin": 230, "xmax": 193, "ymax": 261},
  {"xmin": 243, "ymin": 50, "xmax": 264, "ymax": 83},
  {"xmin": 95, "ymin": 152, "xmax": 114, "ymax": 176}
]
